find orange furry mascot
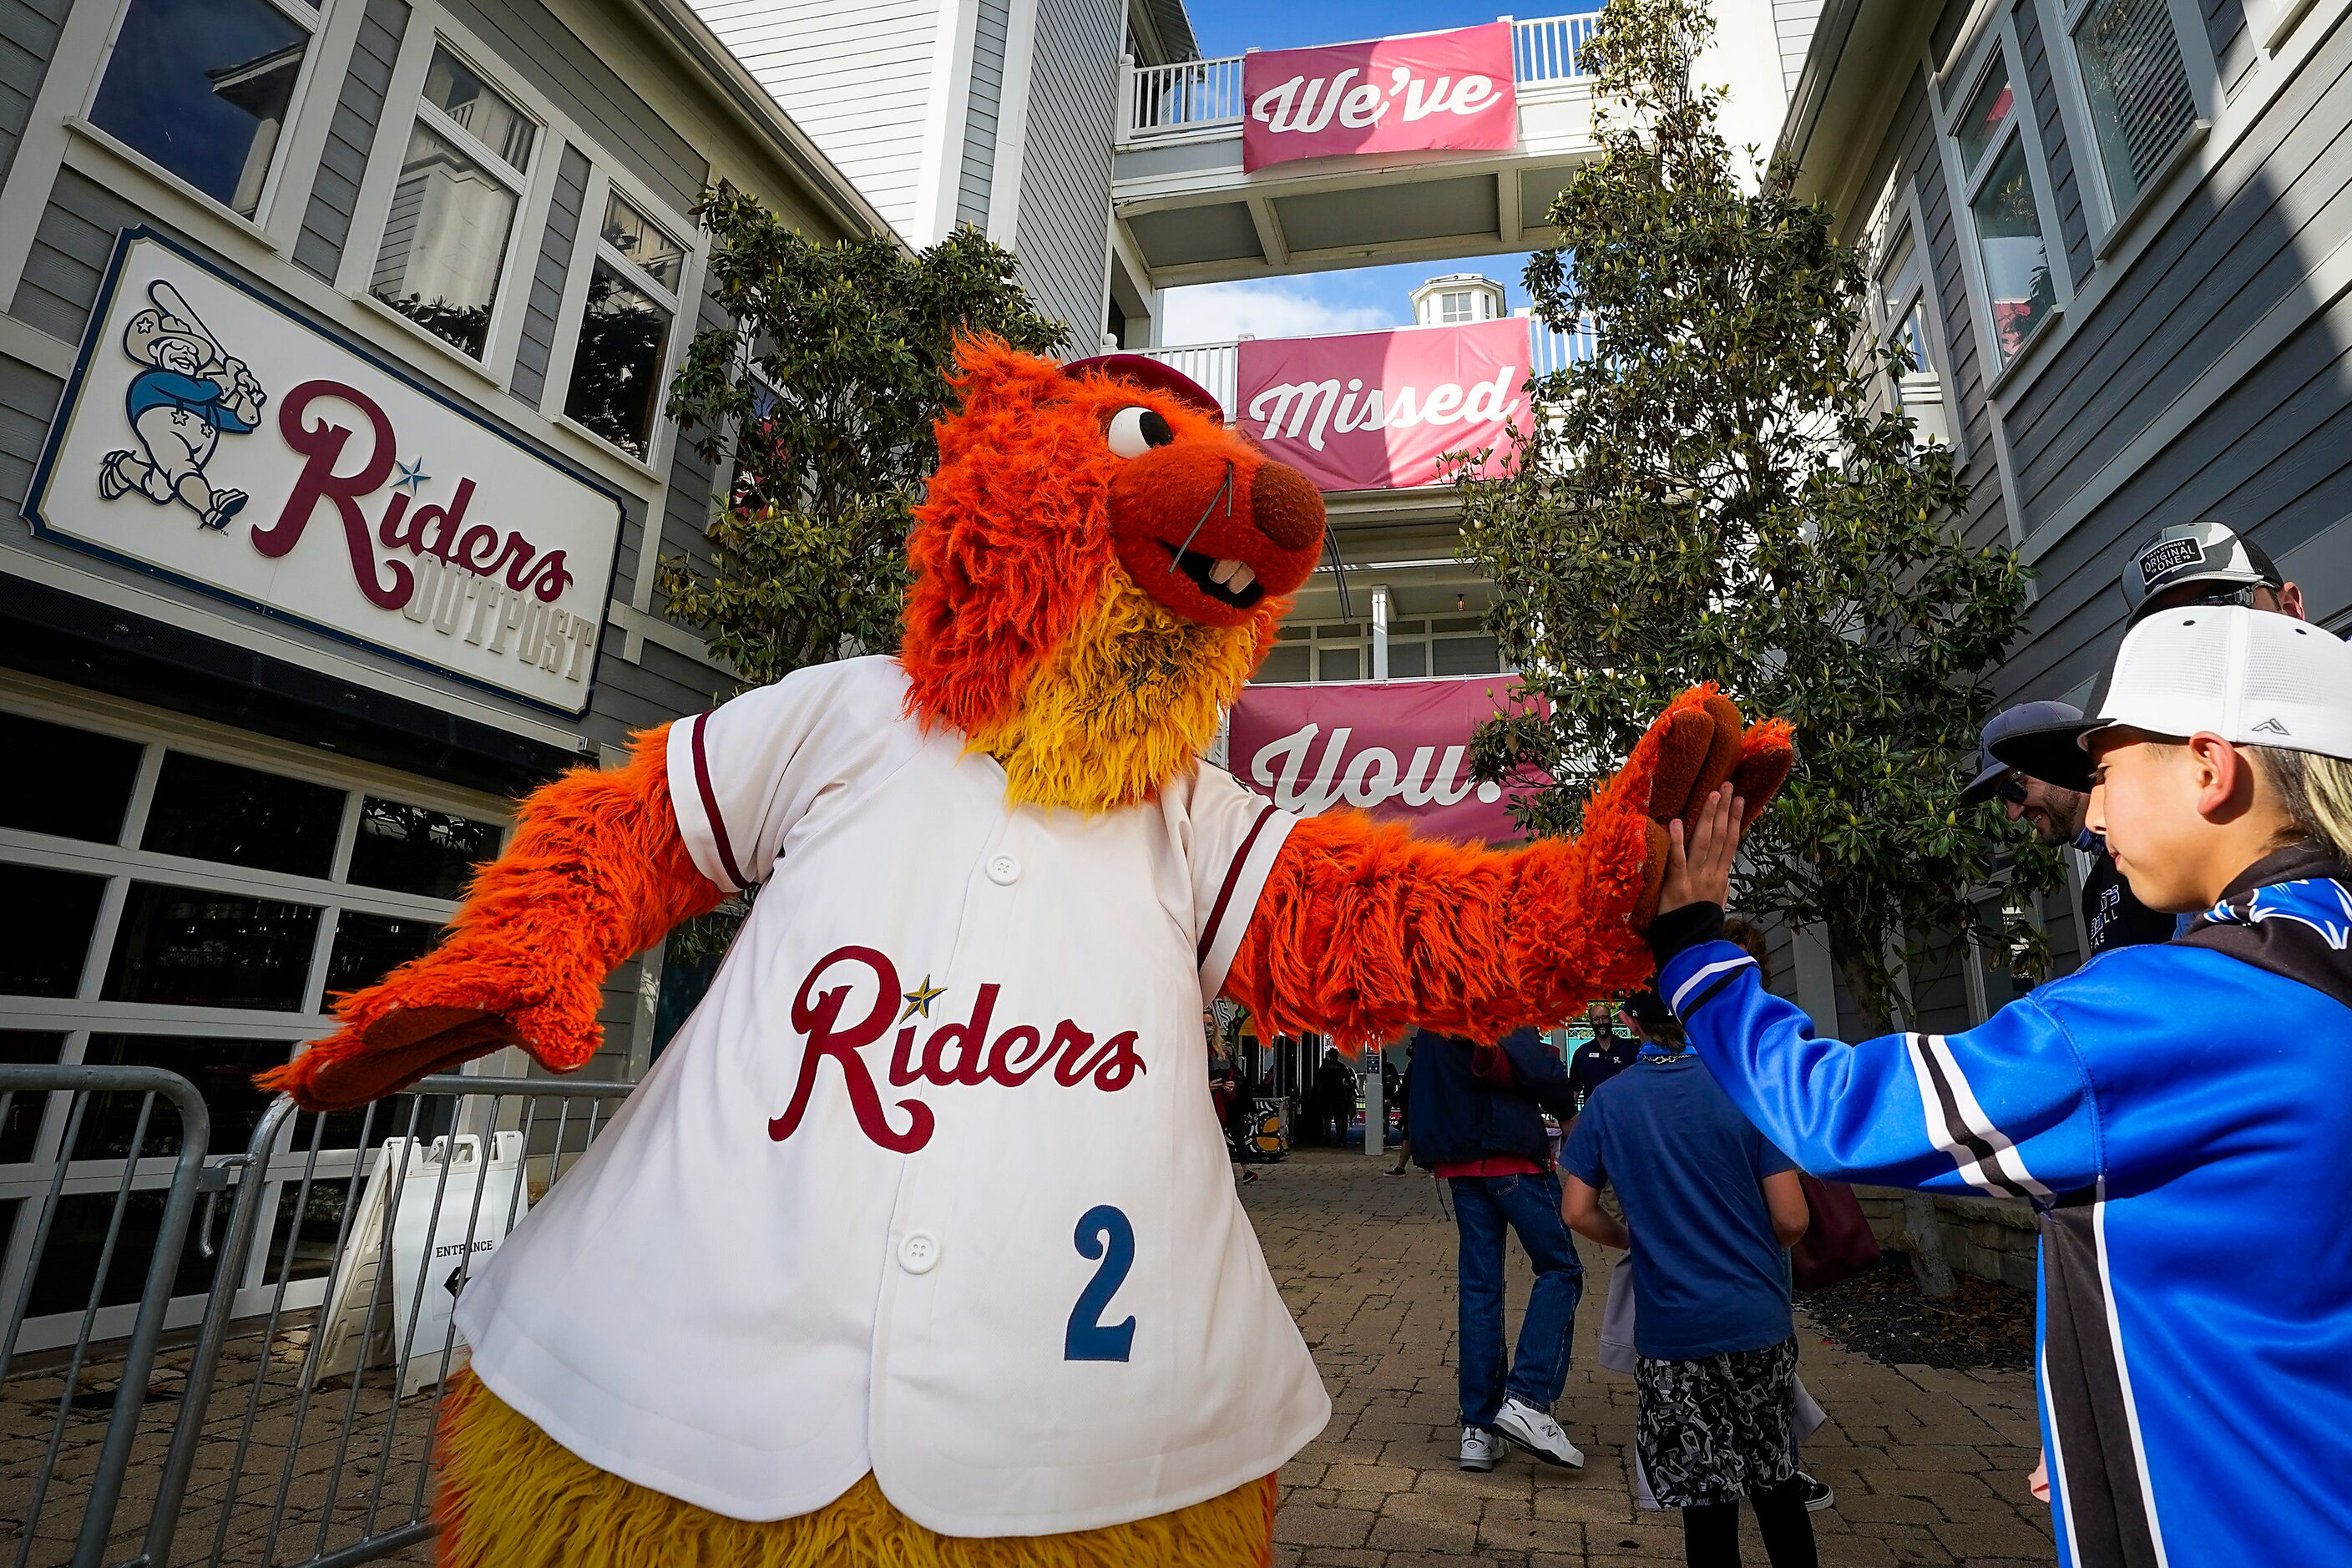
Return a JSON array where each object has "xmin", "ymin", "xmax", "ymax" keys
[{"xmin": 262, "ymin": 341, "xmax": 1789, "ymax": 1568}]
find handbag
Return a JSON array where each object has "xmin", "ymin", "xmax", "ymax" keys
[{"xmin": 1788, "ymin": 1174, "xmax": 1880, "ymax": 1292}]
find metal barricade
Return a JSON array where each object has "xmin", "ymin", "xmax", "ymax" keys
[
  {"xmin": 139, "ymin": 1075, "xmax": 632, "ymax": 1568},
  {"xmin": 0, "ymin": 1071, "xmax": 630, "ymax": 1568},
  {"xmin": 0, "ymin": 1065, "xmax": 211, "ymax": 1568}
]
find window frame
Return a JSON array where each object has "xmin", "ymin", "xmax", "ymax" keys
[
  {"xmin": 0, "ymin": 679, "xmax": 514, "ymax": 1351},
  {"xmin": 1933, "ymin": 18, "xmax": 2073, "ymax": 387},
  {"xmin": 76, "ymin": 0, "xmax": 337, "ymax": 235},
  {"xmin": 340, "ymin": 18, "xmax": 559, "ymax": 385},
  {"xmin": 1869, "ymin": 199, "xmax": 1964, "ymax": 458},
  {"xmin": 542, "ymin": 163, "xmax": 701, "ymax": 475},
  {"xmin": 2039, "ymin": 0, "xmax": 2214, "ymax": 251}
]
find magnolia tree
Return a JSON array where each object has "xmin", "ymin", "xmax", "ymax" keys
[
  {"xmin": 1454, "ymin": 0, "xmax": 2061, "ymax": 1280},
  {"xmin": 660, "ymin": 194, "xmax": 1066, "ymax": 683}
]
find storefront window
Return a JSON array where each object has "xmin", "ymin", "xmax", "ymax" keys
[
  {"xmin": 326, "ymin": 910, "xmax": 443, "ymax": 993},
  {"xmin": 346, "ymin": 797, "xmax": 499, "ymax": 899},
  {"xmin": 0, "ymin": 714, "xmax": 141, "ymax": 843},
  {"xmin": 369, "ymin": 46, "xmax": 536, "ymax": 359},
  {"xmin": 75, "ymin": 1034, "xmax": 291, "ymax": 1158},
  {"xmin": 564, "ymin": 190, "xmax": 685, "ymax": 459},
  {"xmin": 0, "ymin": 864, "xmax": 107, "ymax": 997},
  {"xmin": 0, "ymin": 1033, "xmax": 66, "ymax": 1162},
  {"xmin": 87, "ymin": 0, "xmax": 313, "ymax": 217},
  {"xmin": 142, "ymin": 751, "xmax": 344, "ymax": 878},
  {"xmin": 102, "ymin": 883, "xmax": 321, "ymax": 1010}
]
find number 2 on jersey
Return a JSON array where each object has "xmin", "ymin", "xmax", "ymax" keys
[{"xmin": 1065, "ymin": 1205, "xmax": 1136, "ymax": 1362}]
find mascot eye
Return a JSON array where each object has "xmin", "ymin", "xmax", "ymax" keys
[{"xmin": 1105, "ymin": 406, "xmax": 1176, "ymax": 458}]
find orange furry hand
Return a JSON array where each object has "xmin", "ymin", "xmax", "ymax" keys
[
  {"xmin": 1222, "ymin": 687, "xmax": 1792, "ymax": 1048},
  {"xmin": 258, "ymin": 726, "xmax": 726, "ymax": 1111}
]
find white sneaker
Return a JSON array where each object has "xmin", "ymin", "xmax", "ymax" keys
[
  {"xmin": 1459, "ymin": 1425, "xmax": 1500, "ymax": 1472},
  {"xmin": 1491, "ymin": 1397, "xmax": 1585, "ymax": 1469}
]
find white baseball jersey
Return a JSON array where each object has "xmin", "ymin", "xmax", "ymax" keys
[{"xmin": 453, "ymin": 655, "xmax": 1328, "ymax": 1536}]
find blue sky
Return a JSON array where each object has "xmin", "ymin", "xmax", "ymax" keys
[{"xmin": 1158, "ymin": 0, "xmax": 1595, "ymax": 344}]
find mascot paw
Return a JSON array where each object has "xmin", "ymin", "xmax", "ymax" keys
[
  {"xmin": 258, "ymin": 1007, "xmax": 523, "ymax": 1112},
  {"xmin": 1625, "ymin": 690, "xmax": 1794, "ymax": 931}
]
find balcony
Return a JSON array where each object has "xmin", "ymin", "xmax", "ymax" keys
[{"xmin": 1110, "ymin": 13, "xmax": 1605, "ymax": 288}]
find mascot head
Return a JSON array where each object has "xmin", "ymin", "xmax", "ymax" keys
[{"xmin": 900, "ymin": 337, "xmax": 1326, "ymax": 812}]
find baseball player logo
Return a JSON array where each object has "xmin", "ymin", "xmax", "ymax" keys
[{"xmin": 97, "ymin": 280, "xmax": 266, "ymax": 530}]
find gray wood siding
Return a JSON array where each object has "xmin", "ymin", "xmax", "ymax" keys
[
  {"xmin": 1011, "ymin": 0, "xmax": 1120, "ymax": 341},
  {"xmin": 0, "ymin": 357, "xmax": 64, "ymax": 519},
  {"xmin": 1984, "ymin": 13, "xmax": 2352, "ymax": 705},
  {"xmin": 439, "ymin": 0, "xmax": 708, "ymax": 215},
  {"xmin": 2204, "ymin": 0, "xmax": 2255, "ymax": 99},
  {"xmin": 2015, "ymin": 0, "xmax": 2094, "ymax": 289},
  {"xmin": 958, "ymin": 0, "xmax": 1012, "ymax": 231},
  {"xmin": 513, "ymin": 143, "xmax": 590, "ymax": 408},
  {"xmin": 0, "ymin": 0, "xmax": 69, "ymax": 193},
  {"xmin": 12, "ymin": 168, "xmax": 147, "ymax": 346},
  {"xmin": 296, "ymin": 0, "xmax": 412, "ymax": 281}
]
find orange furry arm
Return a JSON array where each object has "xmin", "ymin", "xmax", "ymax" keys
[
  {"xmin": 258, "ymin": 726, "xmax": 725, "ymax": 1110},
  {"xmin": 1225, "ymin": 689, "xmax": 1792, "ymax": 1048}
]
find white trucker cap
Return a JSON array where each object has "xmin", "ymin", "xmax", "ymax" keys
[{"xmin": 1995, "ymin": 608, "xmax": 2352, "ymax": 790}]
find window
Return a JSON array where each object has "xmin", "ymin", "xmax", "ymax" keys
[
  {"xmin": 0, "ymin": 700, "xmax": 518, "ymax": 1350},
  {"xmin": 562, "ymin": 187, "xmax": 686, "ymax": 459},
  {"xmin": 2069, "ymin": 0, "xmax": 2197, "ymax": 216},
  {"xmin": 1439, "ymin": 291, "xmax": 1474, "ymax": 324},
  {"xmin": 369, "ymin": 45, "xmax": 537, "ymax": 359},
  {"xmin": 1874, "ymin": 223, "xmax": 1950, "ymax": 448},
  {"xmin": 87, "ymin": 0, "xmax": 319, "ymax": 218},
  {"xmin": 1950, "ymin": 49, "xmax": 2059, "ymax": 369}
]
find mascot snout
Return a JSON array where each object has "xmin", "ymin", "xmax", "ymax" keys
[{"xmin": 1108, "ymin": 441, "xmax": 1324, "ymax": 627}]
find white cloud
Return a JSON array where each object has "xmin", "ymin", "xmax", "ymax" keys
[{"xmin": 1158, "ymin": 281, "xmax": 1396, "ymax": 346}]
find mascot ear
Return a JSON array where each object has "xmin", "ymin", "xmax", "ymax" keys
[{"xmin": 944, "ymin": 335, "xmax": 1070, "ymax": 431}]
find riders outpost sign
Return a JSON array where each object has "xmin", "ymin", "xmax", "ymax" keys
[
  {"xmin": 27, "ymin": 230, "xmax": 625, "ymax": 717},
  {"xmin": 1240, "ymin": 22, "xmax": 1518, "ymax": 173},
  {"xmin": 1237, "ymin": 317, "xmax": 1534, "ymax": 493}
]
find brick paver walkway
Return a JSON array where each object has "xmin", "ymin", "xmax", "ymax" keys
[{"xmin": 1251, "ymin": 1148, "xmax": 2056, "ymax": 1568}]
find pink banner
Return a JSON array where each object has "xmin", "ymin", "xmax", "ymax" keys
[
  {"xmin": 1237, "ymin": 317, "xmax": 1533, "ymax": 493},
  {"xmin": 1228, "ymin": 675, "xmax": 1541, "ymax": 843},
  {"xmin": 1242, "ymin": 22, "xmax": 1518, "ymax": 172}
]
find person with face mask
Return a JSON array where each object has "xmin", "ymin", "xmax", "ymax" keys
[{"xmin": 1962, "ymin": 701, "xmax": 2176, "ymax": 957}]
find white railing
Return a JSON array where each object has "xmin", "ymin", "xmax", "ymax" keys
[
  {"xmin": 1137, "ymin": 315, "xmax": 1597, "ymax": 427},
  {"xmin": 1122, "ymin": 11, "xmax": 1601, "ymax": 144}
]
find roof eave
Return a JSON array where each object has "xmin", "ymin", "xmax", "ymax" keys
[{"xmin": 1773, "ymin": 0, "xmax": 1945, "ymax": 232}]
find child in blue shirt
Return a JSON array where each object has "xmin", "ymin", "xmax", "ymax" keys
[{"xmin": 1562, "ymin": 989, "xmax": 1816, "ymax": 1568}]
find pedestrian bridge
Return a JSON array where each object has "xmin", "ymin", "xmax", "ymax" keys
[{"xmin": 1112, "ymin": 13, "xmax": 1603, "ymax": 289}]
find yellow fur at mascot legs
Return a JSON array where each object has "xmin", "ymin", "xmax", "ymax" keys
[{"xmin": 260, "ymin": 341, "xmax": 1792, "ymax": 1568}]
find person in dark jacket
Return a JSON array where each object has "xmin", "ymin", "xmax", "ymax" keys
[
  {"xmin": 1565, "ymin": 999, "xmax": 1639, "ymax": 1115},
  {"xmin": 1964, "ymin": 701, "xmax": 2175, "ymax": 955},
  {"xmin": 1312, "ymin": 1046, "xmax": 1353, "ymax": 1146},
  {"xmin": 1406, "ymin": 1027, "xmax": 1588, "ymax": 1474},
  {"xmin": 1651, "ymin": 608, "xmax": 2352, "ymax": 1568}
]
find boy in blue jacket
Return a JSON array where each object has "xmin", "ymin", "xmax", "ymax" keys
[{"xmin": 1647, "ymin": 607, "xmax": 2352, "ymax": 1568}]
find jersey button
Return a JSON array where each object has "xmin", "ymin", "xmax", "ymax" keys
[
  {"xmin": 898, "ymin": 1231, "xmax": 941, "ymax": 1274},
  {"xmin": 986, "ymin": 853, "xmax": 1020, "ymax": 886}
]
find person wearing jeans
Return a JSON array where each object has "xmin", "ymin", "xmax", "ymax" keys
[{"xmin": 1404, "ymin": 1026, "xmax": 1587, "ymax": 1473}]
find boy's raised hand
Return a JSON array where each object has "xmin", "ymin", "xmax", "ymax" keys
[{"xmin": 1660, "ymin": 782, "xmax": 1743, "ymax": 914}]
